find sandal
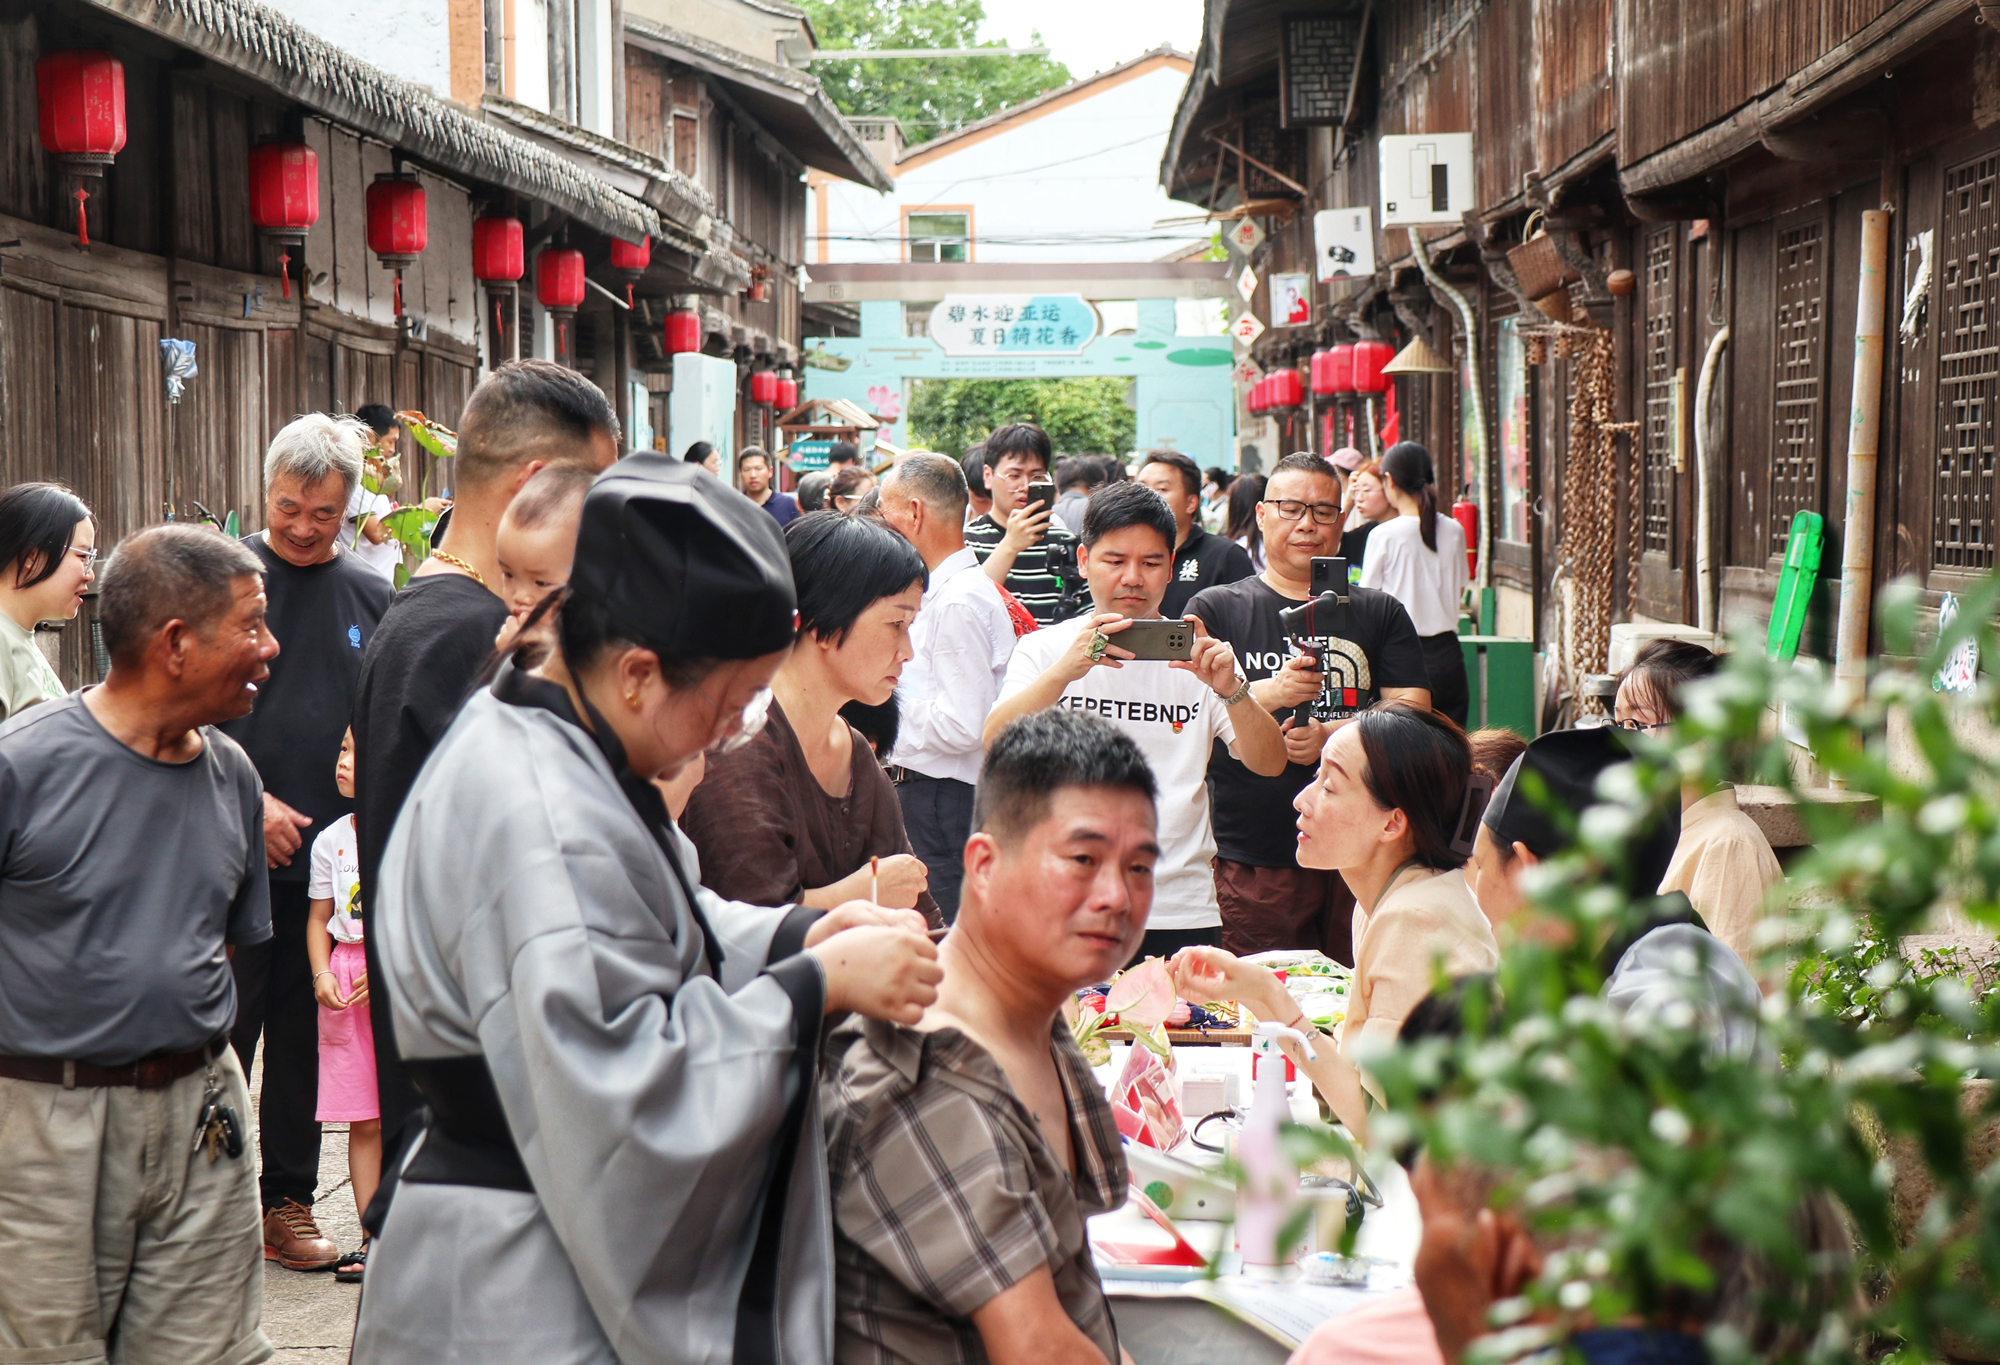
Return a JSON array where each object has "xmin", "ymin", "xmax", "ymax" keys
[{"xmin": 334, "ymin": 1240, "xmax": 368, "ymax": 1284}]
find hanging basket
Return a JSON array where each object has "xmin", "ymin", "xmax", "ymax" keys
[
  {"xmin": 1534, "ymin": 289, "xmax": 1574, "ymax": 324},
  {"xmin": 1506, "ymin": 229, "xmax": 1580, "ymax": 304}
]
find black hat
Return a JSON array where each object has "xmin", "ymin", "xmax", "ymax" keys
[
  {"xmin": 1482, "ymin": 727, "xmax": 1680, "ymax": 895},
  {"xmin": 570, "ymin": 455, "xmax": 797, "ymax": 660}
]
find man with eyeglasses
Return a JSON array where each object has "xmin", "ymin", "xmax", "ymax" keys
[
  {"xmin": 1188, "ymin": 452, "xmax": 1431, "ymax": 961},
  {"xmin": 219, "ymin": 413, "xmax": 395, "ymax": 1270}
]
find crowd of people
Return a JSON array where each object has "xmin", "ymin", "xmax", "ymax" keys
[{"xmin": 0, "ymin": 358, "xmax": 1790, "ymax": 1365}]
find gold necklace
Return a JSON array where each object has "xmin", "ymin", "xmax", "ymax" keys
[{"xmin": 430, "ymin": 550, "xmax": 487, "ymax": 587}]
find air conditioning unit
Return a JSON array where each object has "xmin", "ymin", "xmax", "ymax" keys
[{"xmin": 1378, "ymin": 133, "xmax": 1474, "ymax": 227}]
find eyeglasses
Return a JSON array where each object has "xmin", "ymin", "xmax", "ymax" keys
[
  {"xmin": 1264, "ymin": 498, "xmax": 1343, "ymax": 526},
  {"xmin": 66, "ymin": 546, "xmax": 99, "ymax": 569},
  {"xmin": 709, "ymin": 686, "xmax": 775, "ymax": 755},
  {"xmin": 1611, "ymin": 718, "xmax": 1668, "ymax": 733}
]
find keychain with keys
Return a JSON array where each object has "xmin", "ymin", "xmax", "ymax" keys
[{"xmin": 190, "ymin": 1064, "xmax": 244, "ymax": 1163}]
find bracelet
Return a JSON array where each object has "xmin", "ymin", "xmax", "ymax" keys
[{"xmin": 313, "ymin": 970, "xmax": 336, "ymax": 983}]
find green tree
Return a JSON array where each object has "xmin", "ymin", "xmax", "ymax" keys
[
  {"xmin": 797, "ymin": 0, "xmax": 1071, "ymax": 137},
  {"xmin": 905, "ymin": 378, "xmax": 1135, "ymax": 459}
]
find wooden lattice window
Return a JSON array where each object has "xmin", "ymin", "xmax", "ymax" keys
[
  {"xmin": 1641, "ymin": 226, "xmax": 1677, "ymax": 555},
  {"xmin": 1770, "ymin": 215, "xmax": 1828, "ymax": 557},
  {"xmin": 1281, "ymin": 13, "xmax": 1364, "ymax": 127},
  {"xmin": 1935, "ymin": 153, "xmax": 2000, "ymax": 572}
]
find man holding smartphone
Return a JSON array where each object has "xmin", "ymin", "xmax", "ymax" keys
[
  {"xmin": 1188, "ymin": 452, "xmax": 1431, "ymax": 961},
  {"xmin": 984, "ymin": 482, "xmax": 1286, "ymax": 961},
  {"xmin": 963, "ymin": 422, "xmax": 1081, "ymax": 624}
]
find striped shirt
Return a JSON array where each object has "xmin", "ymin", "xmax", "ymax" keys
[
  {"xmin": 963, "ymin": 514, "xmax": 1082, "ymax": 626},
  {"xmin": 822, "ymin": 1016, "xmax": 1126, "ymax": 1365}
]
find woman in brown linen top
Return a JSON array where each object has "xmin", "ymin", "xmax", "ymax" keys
[{"xmin": 682, "ymin": 511, "xmax": 942, "ymax": 926}]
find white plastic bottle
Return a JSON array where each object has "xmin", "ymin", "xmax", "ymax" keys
[{"xmin": 1235, "ymin": 1020, "xmax": 1317, "ymax": 1276}]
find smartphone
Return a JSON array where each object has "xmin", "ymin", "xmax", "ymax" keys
[
  {"xmin": 1025, "ymin": 480, "xmax": 1057, "ymax": 513},
  {"xmin": 1116, "ymin": 619, "xmax": 1196, "ymax": 661},
  {"xmin": 1310, "ymin": 556, "xmax": 1351, "ymax": 597}
]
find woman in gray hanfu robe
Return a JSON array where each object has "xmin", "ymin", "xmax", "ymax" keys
[{"xmin": 352, "ymin": 460, "xmax": 939, "ymax": 1365}]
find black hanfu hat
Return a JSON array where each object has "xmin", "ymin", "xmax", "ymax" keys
[
  {"xmin": 570, "ymin": 453, "xmax": 798, "ymax": 660},
  {"xmin": 1482, "ymin": 727, "xmax": 1681, "ymax": 895}
]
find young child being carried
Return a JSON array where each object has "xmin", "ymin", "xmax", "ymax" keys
[
  {"xmin": 305, "ymin": 727, "xmax": 376, "ymax": 1282},
  {"xmin": 493, "ymin": 462, "xmax": 595, "ymax": 661}
]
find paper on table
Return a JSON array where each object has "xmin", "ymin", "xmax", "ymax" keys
[{"xmin": 1183, "ymin": 1279, "xmax": 1379, "ymax": 1349}]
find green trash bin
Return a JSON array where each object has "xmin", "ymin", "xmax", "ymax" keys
[{"xmin": 1459, "ymin": 635, "xmax": 1536, "ymax": 737}]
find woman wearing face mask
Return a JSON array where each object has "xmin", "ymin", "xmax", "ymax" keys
[
  {"xmin": 682, "ymin": 511, "xmax": 938, "ymax": 923},
  {"xmin": 1174, "ymin": 702, "xmax": 1495, "ymax": 1140},
  {"xmin": 0, "ymin": 482, "xmax": 95, "ymax": 718},
  {"xmin": 353, "ymin": 463, "xmax": 942, "ymax": 1365},
  {"xmin": 1359, "ymin": 443, "xmax": 1470, "ymax": 726}
]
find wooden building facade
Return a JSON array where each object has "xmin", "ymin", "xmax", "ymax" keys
[{"xmin": 1166, "ymin": 0, "xmax": 2000, "ymax": 716}]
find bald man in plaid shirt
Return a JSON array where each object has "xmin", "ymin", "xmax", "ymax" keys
[{"xmin": 822, "ymin": 711, "xmax": 1157, "ymax": 1365}]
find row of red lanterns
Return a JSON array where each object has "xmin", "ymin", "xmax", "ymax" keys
[
  {"xmin": 748, "ymin": 370, "xmax": 799, "ymax": 410},
  {"xmin": 1309, "ymin": 341, "xmax": 1395, "ymax": 397}
]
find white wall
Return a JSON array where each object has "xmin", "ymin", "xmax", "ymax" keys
[
  {"xmin": 577, "ymin": 0, "xmax": 616, "ymax": 134},
  {"xmin": 817, "ymin": 61, "xmax": 1208, "ymax": 265},
  {"xmin": 514, "ymin": 0, "xmax": 551, "ymax": 112},
  {"xmin": 262, "ymin": 0, "xmax": 453, "ymax": 95}
]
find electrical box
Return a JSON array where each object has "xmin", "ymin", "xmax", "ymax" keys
[{"xmin": 1378, "ymin": 133, "xmax": 1475, "ymax": 227}]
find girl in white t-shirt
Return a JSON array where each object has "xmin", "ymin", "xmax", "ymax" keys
[
  {"xmin": 1359, "ymin": 442, "xmax": 1470, "ymax": 726},
  {"xmin": 305, "ymin": 727, "xmax": 377, "ymax": 1282}
]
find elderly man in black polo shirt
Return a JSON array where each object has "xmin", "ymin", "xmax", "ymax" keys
[
  {"xmin": 223, "ymin": 413, "xmax": 395, "ymax": 1271},
  {"xmin": 0, "ymin": 525, "xmax": 277, "ymax": 1363},
  {"xmin": 1137, "ymin": 449, "xmax": 1254, "ymax": 617}
]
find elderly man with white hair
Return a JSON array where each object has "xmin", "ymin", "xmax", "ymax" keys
[{"xmin": 221, "ymin": 412, "xmax": 396, "ymax": 1272}]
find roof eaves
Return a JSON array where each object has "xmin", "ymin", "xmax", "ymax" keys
[
  {"xmin": 623, "ymin": 15, "xmax": 894, "ymax": 192},
  {"xmin": 1161, "ymin": 1, "xmax": 1231, "ymax": 192},
  {"xmin": 482, "ymin": 95, "xmax": 718, "ymax": 235},
  {"xmin": 896, "ymin": 44, "xmax": 1194, "ymax": 165},
  {"xmin": 80, "ymin": 0, "xmax": 660, "ymax": 241}
]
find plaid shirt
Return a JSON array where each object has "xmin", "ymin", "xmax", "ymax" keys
[{"xmin": 821, "ymin": 1015, "xmax": 1127, "ymax": 1365}]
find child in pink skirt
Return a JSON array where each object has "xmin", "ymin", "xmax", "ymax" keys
[{"xmin": 305, "ymin": 727, "xmax": 377, "ymax": 1283}]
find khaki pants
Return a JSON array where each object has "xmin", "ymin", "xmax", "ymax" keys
[{"xmin": 0, "ymin": 1047, "xmax": 271, "ymax": 1365}]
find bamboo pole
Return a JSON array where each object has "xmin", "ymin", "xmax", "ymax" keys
[{"xmin": 1832, "ymin": 210, "xmax": 1891, "ymax": 708}]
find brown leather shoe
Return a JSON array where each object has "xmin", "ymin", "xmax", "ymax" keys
[{"xmin": 263, "ymin": 1199, "xmax": 339, "ymax": 1271}]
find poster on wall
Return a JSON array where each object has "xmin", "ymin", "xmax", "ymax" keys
[
  {"xmin": 1378, "ymin": 133, "xmax": 1474, "ymax": 226},
  {"xmin": 927, "ymin": 295, "xmax": 1100, "ymax": 356},
  {"xmin": 1271, "ymin": 272, "xmax": 1313, "ymax": 327},
  {"xmin": 1313, "ymin": 207, "xmax": 1376, "ymax": 280}
]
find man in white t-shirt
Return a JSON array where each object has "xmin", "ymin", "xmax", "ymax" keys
[{"xmin": 985, "ymin": 480, "xmax": 1287, "ymax": 961}]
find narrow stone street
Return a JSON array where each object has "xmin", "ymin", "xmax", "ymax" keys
[{"xmin": 251, "ymin": 1058, "xmax": 361, "ymax": 1363}]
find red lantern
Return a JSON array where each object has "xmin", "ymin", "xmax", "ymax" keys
[
  {"xmin": 609, "ymin": 235, "xmax": 649, "ymax": 307},
  {"xmin": 1329, "ymin": 343, "xmax": 1357, "ymax": 395},
  {"xmin": 1270, "ymin": 368, "xmax": 1304, "ymax": 409},
  {"xmin": 750, "ymin": 370, "xmax": 779, "ymax": 406},
  {"xmin": 366, "ymin": 174, "xmax": 427, "ymax": 318},
  {"xmin": 473, "ymin": 216, "xmax": 524, "ymax": 287},
  {"xmin": 537, "ymin": 247, "xmax": 586, "ymax": 366},
  {"xmin": 1352, "ymin": 339, "xmax": 1394, "ymax": 394},
  {"xmin": 665, "ymin": 305, "xmax": 702, "ymax": 355},
  {"xmin": 774, "ymin": 373, "xmax": 799, "ymax": 412},
  {"xmin": 1246, "ymin": 378, "xmax": 1266, "ymax": 415},
  {"xmin": 38, "ymin": 50, "xmax": 126, "ymax": 247},
  {"xmin": 247, "ymin": 141, "xmax": 318, "ymax": 299}
]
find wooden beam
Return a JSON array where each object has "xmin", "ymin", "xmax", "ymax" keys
[{"xmin": 1206, "ymin": 133, "xmax": 1310, "ymax": 199}]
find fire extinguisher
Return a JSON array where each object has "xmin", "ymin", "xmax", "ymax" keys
[{"xmin": 1452, "ymin": 498, "xmax": 1479, "ymax": 580}]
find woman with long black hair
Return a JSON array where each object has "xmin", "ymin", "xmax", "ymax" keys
[
  {"xmin": 1358, "ymin": 442, "xmax": 1470, "ymax": 725},
  {"xmin": 0, "ymin": 482, "xmax": 94, "ymax": 718},
  {"xmin": 1225, "ymin": 472, "xmax": 1266, "ymax": 572}
]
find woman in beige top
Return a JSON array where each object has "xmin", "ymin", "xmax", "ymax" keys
[
  {"xmin": 0, "ymin": 483, "xmax": 95, "ymax": 720},
  {"xmin": 1176, "ymin": 702, "xmax": 1497, "ymax": 1141},
  {"xmin": 1615, "ymin": 638, "xmax": 1784, "ymax": 963}
]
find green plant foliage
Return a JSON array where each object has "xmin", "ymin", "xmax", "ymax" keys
[
  {"xmin": 1342, "ymin": 570, "xmax": 2000, "ymax": 1362},
  {"xmin": 905, "ymin": 377, "xmax": 1135, "ymax": 459},
  {"xmin": 796, "ymin": 0, "xmax": 1071, "ymax": 136}
]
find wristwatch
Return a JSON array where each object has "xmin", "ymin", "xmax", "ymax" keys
[{"xmin": 1219, "ymin": 672, "xmax": 1252, "ymax": 707}]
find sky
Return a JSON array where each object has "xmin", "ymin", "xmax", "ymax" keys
[{"xmin": 977, "ymin": 0, "xmax": 1206, "ymax": 78}]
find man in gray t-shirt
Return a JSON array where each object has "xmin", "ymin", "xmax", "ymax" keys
[{"xmin": 0, "ymin": 526, "xmax": 277, "ymax": 1363}]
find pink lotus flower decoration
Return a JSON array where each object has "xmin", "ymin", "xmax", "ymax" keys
[
  {"xmin": 1105, "ymin": 958, "xmax": 1176, "ymax": 1030},
  {"xmin": 866, "ymin": 385, "xmax": 902, "ymax": 421}
]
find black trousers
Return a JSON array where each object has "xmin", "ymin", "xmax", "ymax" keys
[
  {"xmin": 229, "ymin": 880, "xmax": 322, "ymax": 1211},
  {"xmin": 896, "ymin": 774, "xmax": 976, "ymax": 922},
  {"xmin": 1421, "ymin": 631, "xmax": 1471, "ymax": 730},
  {"xmin": 1129, "ymin": 924, "xmax": 1221, "ymax": 969}
]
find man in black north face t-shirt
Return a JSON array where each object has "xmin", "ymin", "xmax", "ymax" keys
[{"xmin": 1189, "ymin": 453, "xmax": 1429, "ymax": 961}]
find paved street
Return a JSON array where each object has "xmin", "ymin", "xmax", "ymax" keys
[{"xmin": 250, "ymin": 1057, "xmax": 361, "ymax": 1363}]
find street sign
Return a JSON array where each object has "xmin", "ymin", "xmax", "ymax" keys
[
  {"xmin": 1271, "ymin": 272, "xmax": 1312, "ymax": 326},
  {"xmin": 1225, "ymin": 217, "xmax": 1265, "ymax": 253},
  {"xmin": 787, "ymin": 437, "xmax": 835, "ymax": 471},
  {"xmin": 927, "ymin": 294, "xmax": 1099, "ymax": 356},
  {"xmin": 1379, "ymin": 133, "xmax": 1475, "ymax": 226},
  {"xmin": 1236, "ymin": 265, "xmax": 1258, "ymax": 301},
  {"xmin": 1314, "ymin": 207, "xmax": 1377, "ymax": 280},
  {"xmin": 1234, "ymin": 359, "xmax": 1262, "ymax": 386},
  {"xmin": 1229, "ymin": 310, "xmax": 1266, "ymax": 347}
]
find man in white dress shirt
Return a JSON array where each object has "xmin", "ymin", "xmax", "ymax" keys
[{"xmin": 877, "ymin": 453, "xmax": 1016, "ymax": 919}]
